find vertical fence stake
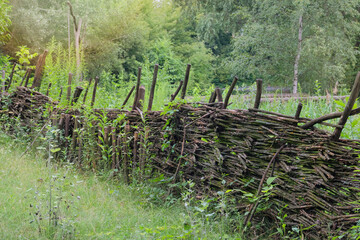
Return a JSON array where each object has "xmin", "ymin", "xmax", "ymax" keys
[
  {"xmin": 147, "ymin": 64, "xmax": 159, "ymax": 111},
  {"xmin": 71, "ymin": 86, "xmax": 84, "ymax": 105},
  {"xmin": 1, "ymin": 70, "xmax": 5, "ymax": 94},
  {"xmin": 121, "ymin": 86, "xmax": 135, "ymax": 109},
  {"xmin": 24, "ymin": 69, "xmax": 32, "ymax": 88},
  {"xmin": 332, "ymin": 72, "xmax": 360, "ymax": 140},
  {"xmin": 116, "ymin": 135, "xmax": 121, "ymax": 170},
  {"xmin": 5, "ymin": 63, "xmax": 17, "ymax": 91},
  {"xmin": 133, "ymin": 131, "xmax": 139, "ymax": 177},
  {"xmin": 82, "ymin": 78, "xmax": 93, "ymax": 104},
  {"xmin": 123, "ymin": 122, "xmax": 130, "ymax": 184},
  {"xmin": 67, "ymin": 73, "xmax": 73, "ymax": 103},
  {"xmin": 170, "ymin": 80, "xmax": 183, "ymax": 101},
  {"xmin": 132, "ymin": 67, "xmax": 142, "ymax": 111},
  {"xmin": 64, "ymin": 114, "xmax": 70, "ymax": 151},
  {"xmin": 91, "ymin": 76, "xmax": 99, "ymax": 107},
  {"xmin": 71, "ymin": 117, "xmax": 78, "ymax": 161},
  {"xmin": 208, "ymin": 91, "xmax": 216, "ymax": 103},
  {"xmin": 181, "ymin": 64, "xmax": 191, "ymax": 99},
  {"xmin": 46, "ymin": 83, "xmax": 52, "ymax": 96},
  {"xmin": 295, "ymin": 102, "xmax": 303, "ymax": 120},
  {"xmin": 31, "ymin": 50, "xmax": 48, "ymax": 90},
  {"xmin": 215, "ymin": 87, "xmax": 223, "ymax": 102},
  {"xmin": 20, "ymin": 68, "xmax": 30, "ymax": 86},
  {"xmin": 223, "ymin": 76, "xmax": 239, "ymax": 109},
  {"xmin": 111, "ymin": 127, "xmax": 117, "ymax": 170},
  {"xmin": 136, "ymin": 86, "xmax": 146, "ymax": 111},
  {"xmin": 254, "ymin": 79, "xmax": 263, "ymax": 109}
]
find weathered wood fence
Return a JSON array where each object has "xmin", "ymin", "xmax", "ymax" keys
[{"xmin": 1, "ymin": 62, "xmax": 360, "ymax": 239}]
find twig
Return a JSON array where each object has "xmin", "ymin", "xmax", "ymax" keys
[
  {"xmin": 243, "ymin": 144, "xmax": 286, "ymax": 228},
  {"xmin": 20, "ymin": 119, "xmax": 51, "ymax": 159},
  {"xmin": 172, "ymin": 112, "xmax": 213, "ymax": 183}
]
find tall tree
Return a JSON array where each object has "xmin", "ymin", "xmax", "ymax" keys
[{"xmin": 230, "ymin": 0, "xmax": 360, "ymax": 92}]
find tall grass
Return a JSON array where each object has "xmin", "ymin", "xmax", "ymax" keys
[{"xmin": 0, "ymin": 132, "xmax": 245, "ymax": 239}]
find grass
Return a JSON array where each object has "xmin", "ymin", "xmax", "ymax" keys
[{"xmin": 0, "ymin": 133, "xmax": 244, "ymax": 240}]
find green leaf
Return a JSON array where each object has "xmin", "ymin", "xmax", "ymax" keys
[
  {"xmin": 266, "ymin": 176, "xmax": 277, "ymax": 185},
  {"xmin": 50, "ymin": 148, "xmax": 61, "ymax": 153}
]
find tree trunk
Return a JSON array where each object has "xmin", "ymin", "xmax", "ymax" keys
[
  {"xmin": 67, "ymin": 1, "xmax": 82, "ymax": 81},
  {"xmin": 293, "ymin": 15, "xmax": 303, "ymax": 94},
  {"xmin": 68, "ymin": 8, "xmax": 71, "ymax": 62}
]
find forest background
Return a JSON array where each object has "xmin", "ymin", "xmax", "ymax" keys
[{"xmin": 1, "ymin": 0, "xmax": 360, "ymax": 95}]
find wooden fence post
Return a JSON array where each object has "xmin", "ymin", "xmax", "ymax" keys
[
  {"xmin": 67, "ymin": 73, "xmax": 73, "ymax": 103},
  {"xmin": 181, "ymin": 64, "xmax": 191, "ymax": 99},
  {"xmin": 147, "ymin": 64, "xmax": 158, "ymax": 111},
  {"xmin": 170, "ymin": 80, "xmax": 183, "ymax": 101},
  {"xmin": 132, "ymin": 67, "xmax": 142, "ymax": 111},
  {"xmin": 82, "ymin": 78, "xmax": 93, "ymax": 104},
  {"xmin": 71, "ymin": 86, "xmax": 84, "ymax": 105},
  {"xmin": 46, "ymin": 83, "xmax": 52, "ymax": 96},
  {"xmin": 31, "ymin": 50, "xmax": 48, "ymax": 90},
  {"xmin": 254, "ymin": 79, "xmax": 263, "ymax": 109},
  {"xmin": 91, "ymin": 76, "xmax": 99, "ymax": 107},
  {"xmin": 24, "ymin": 69, "xmax": 32, "ymax": 87},
  {"xmin": 121, "ymin": 86, "xmax": 135, "ymax": 109},
  {"xmin": 215, "ymin": 87, "xmax": 223, "ymax": 102},
  {"xmin": 223, "ymin": 76, "xmax": 239, "ymax": 109},
  {"xmin": 332, "ymin": 72, "xmax": 360, "ymax": 140},
  {"xmin": 136, "ymin": 86, "xmax": 146, "ymax": 110}
]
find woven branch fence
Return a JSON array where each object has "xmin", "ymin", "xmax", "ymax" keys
[{"xmin": 1, "ymin": 85, "xmax": 360, "ymax": 239}]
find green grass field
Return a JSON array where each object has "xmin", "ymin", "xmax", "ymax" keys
[{"xmin": 0, "ymin": 133, "xmax": 244, "ymax": 240}]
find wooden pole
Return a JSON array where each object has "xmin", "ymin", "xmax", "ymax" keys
[
  {"xmin": 121, "ymin": 86, "xmax": 135, "ymax": 109},
  {"xmin": 46, "ymin": 83, "xmax": 52, "ymax": 96},
  {"xmin": 20, "ymin": 68, "xmax": 30, "ymax": 86},
  {"xmin": 132, "ymin": 67, "xmax": 142, "ymax": 111},
  {"xmin": 24, "ymin": 69, "xmax": 32, "ymax": 87},
  {"xmin": 59, "ymin": 87, "xmax": 63, "ymax": 101},
  {"xmin": 71, "ymin": 86, "xmax": 84, "ymax": 105},
  {"xmin": 64, "ymin": 114, "xmax": 70, "ymax": 150},
  {"xmin": 123, "ymin": 122, "xmax": 130, "ymax": 184},
  {"xmin": 31, "ymin": 50, "xmax": 48, "ymax": 90},
  {"xmin": 147, "ymin": 64, "xmax": 159, "ymax": 111},
  {"xmin": 223, "ymin": 76, "xmax": 239, "ymax": 109},
  {"xmin": 170, "ymin": 80, "xmax": 183, "ymax": 101},
  {"xmin": 181, "ymin": 64, "xmax": 191, "ymax": 99},
  {"xmin": 215, "ymin": 87, "xmax": 223, "ymax": 102},
  {"xmin": 82, "ymin": 78, "xmax": 93, "ymax": 104},
  {"xmin": 331, "ymin": 72, "xmax": 360, "ymax": 140},
  {"xmin": 254, "ymin": 79, "xmax": 263, "ymax": 109},
  {"xmin": 67, "ymin": 73, "xmax": 73, "ymax": 103},
  {"xmin": 91, "ymin": 76, "xmax": 99, "ymax": 107},
  {"xmin": 136, "ymin": 86, "xmax": 146, "ymax": 111},
  {"xmin": 5, "ymin": 63, "xmax": 16, "ymax": 91},
  {"xmin": 111, "ymin": 127, "xmax": 116, "ymax": 169},
  {"xmin": 209, "ymin": 90, "xmax": 217, "ymax": 103},
  {"xmin": 295, "ymin": 102, "xmax": 303, "ymax": 120},
  {"xmin": 133, "ymin": 131, "xmax": 139, "ymax": 176},
  {"xmin": 71, "ymin": 117, "xmax": 78, "ymax": 160},
  {"xmin": 1, "ymin": 70, "xmax": 5, "ymax": 94}
]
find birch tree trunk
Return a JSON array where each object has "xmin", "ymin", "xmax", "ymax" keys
[
  {"xmin": 67, "ymin": 1, "xmax": 82, "ymax": 81},
  {"xmin": 293, "ymin": 15, "xmax": 303, "ymax": 94}
]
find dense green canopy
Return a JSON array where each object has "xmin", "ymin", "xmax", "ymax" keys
[{"xmin": 2, "ymin": 0, "xmax": 360, "ymax": 93}]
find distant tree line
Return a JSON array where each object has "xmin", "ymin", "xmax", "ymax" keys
[{"xmin": 1, "ymin": 0, "xmax": 360, "ymax": 93}]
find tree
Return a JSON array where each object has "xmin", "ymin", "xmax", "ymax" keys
[
  {"xmin": 229, "ymin": 0, "xmax": 360, "ymax": 93},
  {"xmin": 0, "ymin": 0, "xmax": 12, "ymax": 45}
]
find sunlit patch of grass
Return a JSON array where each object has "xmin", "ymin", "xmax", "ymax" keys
[{"xmin": 0, "ymin": 133, "xmax": 244, "ymax": 239}]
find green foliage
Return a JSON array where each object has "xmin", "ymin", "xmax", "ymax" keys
[
  {"xmin": 229, "ymin": 0, "xmax": 360, "ymax": 92},
  {"xmin": 15, "ymin": 45, "xmax": 38, "ymax": 67},
  {"xmin": 0, "ymin": 0, "xmax": 11, "ymax": 45}
]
